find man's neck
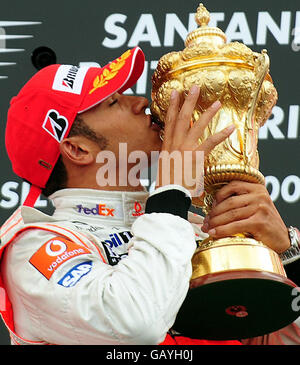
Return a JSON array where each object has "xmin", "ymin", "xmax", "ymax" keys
[
  {"xmin": 66, "ymin": 165, "xmax": 147, "ymax": 192},
  {"xmin": 66, "ymin": 180, "xmax": 145, "ymax": 192}
]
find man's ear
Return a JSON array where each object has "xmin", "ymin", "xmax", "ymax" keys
[{"xmin": 59, "ymin": 136, "xmax": 94, "ymax": 166}]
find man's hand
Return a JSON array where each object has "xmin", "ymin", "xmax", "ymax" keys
[
  {"xmin": 156, "ymin": 86, "xmax": 235, "ymax": 195},
  {"xmin": 201, "ymin": 180, "xmax": 290, "ymax": 254}
]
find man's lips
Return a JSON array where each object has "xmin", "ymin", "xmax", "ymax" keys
[{"xmin": 149, "ymin": 115, "xmax": 164, "ymax": 131}]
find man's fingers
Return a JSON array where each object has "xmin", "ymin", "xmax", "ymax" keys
[
  {"xmin": 199, "ymin": 124, "xmax": 235, "ymax": 154},
  {"xmin": 189, "ymin": 100, "xmax": 222, "ymax": 143},
  {"xmin": 205, "ymin": 221, "xmax": 252, "ymax": 239},
  {"xmin": 164, "ymin": 89, "xmax": 180, "ymax": 143},
  {"xmin": 202, "ymin": 193, "xmax": 254, "ymax": 233},
  {"xmin": 175, "ymin": 85, "xmax": 200, "ymax": 135},
  {"xmin": 205, "ymin": 204, "xmax": 256, "ymax": 232},
  {"xmin": 214, "ymin": 181, "xmax": 263, "ymax": 205},
  {"xmin": 208, "ymin": 193, "xmax": 252, "ymax": 219}
]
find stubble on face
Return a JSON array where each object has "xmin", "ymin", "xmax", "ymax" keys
[{"xmin": 69, "ymin": 115, "xmax": 109, "ymax": 150}]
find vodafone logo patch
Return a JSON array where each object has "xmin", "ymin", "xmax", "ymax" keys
[
  {"xmin": 42, "ymin": 109, "xmax": 69, "ymax": 142},
  {"xmin": 29, "ymin": 237, "xmax": 91, "ymax": 280}
]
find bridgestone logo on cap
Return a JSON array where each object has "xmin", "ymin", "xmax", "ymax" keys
[
  {"xmin": 52, "ymin": 64, "xmax": 90, "ymax": 94},
  {"xmin": 42, "ymin": 109, "xmax": 69, "ymax": 142}
]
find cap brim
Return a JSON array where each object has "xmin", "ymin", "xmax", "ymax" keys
[{"xmin": 78, "ymin": 47, "xmax": 145, "ymax": 113}]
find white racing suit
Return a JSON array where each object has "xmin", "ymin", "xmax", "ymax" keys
[{"xmin": 0, "ymin": 187, "xmax": 300, "ymax": 345}]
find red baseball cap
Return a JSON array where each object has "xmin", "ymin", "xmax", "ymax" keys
[{"xmin": 5, "ymin": 47, "xmax": 145, "ymax": 207}]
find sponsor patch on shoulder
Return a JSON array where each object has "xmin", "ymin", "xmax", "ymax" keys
[
  {"xmin": 29, "ymin": 237, "xmax": 91, "ymax": 280},
  {"xmin": 57, "ymin": 261, "xmax": 93, "ymax": 288}
]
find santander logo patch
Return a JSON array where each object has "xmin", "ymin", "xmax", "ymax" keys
[{"xmin": 29, "ymin": 237, "xmax": 91, "ymax": 280}]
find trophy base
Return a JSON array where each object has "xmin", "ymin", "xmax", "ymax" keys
[
  {"xmin": 173, "ymin": 270, "xmax": 299, "ymax": 340},
  {"xmin": 172, "ymin": 236, "xmax": 300, "ymax": 340}
]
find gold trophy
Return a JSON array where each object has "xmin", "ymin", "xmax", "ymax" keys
[{"xmin": 151, "ymin": 3, "xmax": 299, "ymax": 340}]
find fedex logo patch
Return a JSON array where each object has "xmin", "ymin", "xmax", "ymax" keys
[
  {"xmin": 52, "ymin": 65, "xmax": 89, "ymax": 94},
  {"xmin": 29, "ymin": 237, "xmax": 91, "ymax": 280},
  {"xmin": 76, "ymin": 204, "xmax": 115, "ymax": 217}
]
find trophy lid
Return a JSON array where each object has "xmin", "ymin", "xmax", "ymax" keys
[
  {"xmin": 185, "ymin": 3, "xmax": 227, "ymax": 47},
  {"xmin": 151, "ymin": 2, "xmax": 277, "ymax": 134}
]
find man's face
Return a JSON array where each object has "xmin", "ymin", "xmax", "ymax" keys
[{"xmin": 80, "ymin": 93, "xmax": 162, "ymax": 160}]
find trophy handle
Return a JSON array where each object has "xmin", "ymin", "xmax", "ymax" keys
[{"xmin": 244, "ymin": 51, "xmax": 270, "ymax": 165}]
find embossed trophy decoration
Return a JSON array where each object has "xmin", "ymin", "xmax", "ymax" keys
[{"xmin": 151, "ymin": 3, "xmax": 299, "ymax": 340}]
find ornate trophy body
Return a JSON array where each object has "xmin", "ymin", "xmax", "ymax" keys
[{"xmin": 151, "ymin": 4, "xmax": 299, "ymax": 340}]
